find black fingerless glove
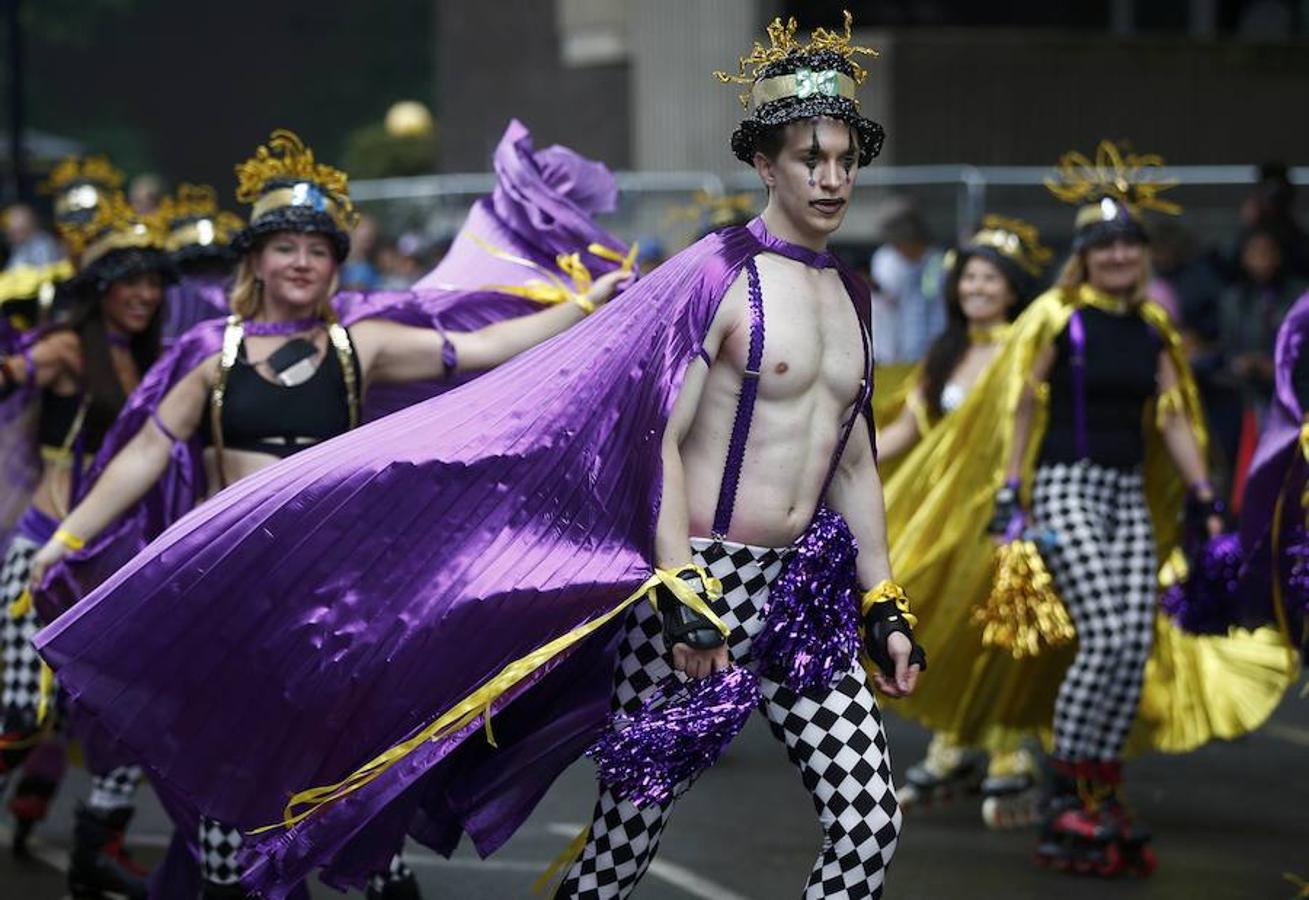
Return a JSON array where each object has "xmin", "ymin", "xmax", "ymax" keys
[
  {"xmin": 862, "ymin": 599, "xmax": 927, "ymax": 678},
  {"xmin": 655, "ymin": 566, "xmax": 724, "ymax": 651}
]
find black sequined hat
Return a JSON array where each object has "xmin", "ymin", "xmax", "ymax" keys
[
  {"xmin": 1045, "ymin": 140, "xmax": 1181, "ymax": 252},
  {"xmin": 950, "ymin": 215, "xmax": 1053, "ymax": 304},
  {"xmin": 231, "ymin": 130, "xmax": 358, "ymax": 261},
  {"xmin": 41, "ymin": 155, "xmax": 125, "ymax": 230},
  {"xmin": 160, "ymin": 183, "xmax": 244, "ymax": 266},
  {"xmin": 716, "ymin": 12, "xmax": 885, "ymax": 167},
  {"xmin": 59, "ymin": 190, "xmax": 176, "ymax": 295}
]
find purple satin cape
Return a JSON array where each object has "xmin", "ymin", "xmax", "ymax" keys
[
  {"xmin": 37, "ymin": 218, "xmax": 872, "ymax": 897},
  {"xmin": 39, "ymin": 118, "xmax": 627, "ymax": 621},
  {"xmin": 162, "ymin": 274, "xmax": 230, "ymax": 347},
  {"xmin": 1236, "ymin": 290, "xmax": 1309, "ymax": 644},
  {"xmin": 0, "ymin": 330, "xmax": 52, "ymax": 552}
]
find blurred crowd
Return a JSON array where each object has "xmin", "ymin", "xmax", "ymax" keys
[
  {"xmin": 864, "ymin": 162, "xmax": 1308, "ymax": 503},
  {"xmin": 4, "ymin": 162, "xmax": 1304, "ymax": 503}
]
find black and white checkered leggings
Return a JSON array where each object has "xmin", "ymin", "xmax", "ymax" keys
[
  {"xmin": 197, "ymin": 817, "xmax": 414, "ymax": 890},
  {"xmin": 0, "ymin": 535, "xmax": 141, "ymax": 809},
  {"xmin": 1032, "ymin": 461, "xmax": 1157, "ymax": 762},
  {"xmin": 557, "ymin": 537, "xmax": 901, "ymax": 900}
]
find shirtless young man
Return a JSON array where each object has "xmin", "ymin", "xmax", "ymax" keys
[{"xmin": 558, "ymin": 16, "xmax": 925, "ymax": 900}]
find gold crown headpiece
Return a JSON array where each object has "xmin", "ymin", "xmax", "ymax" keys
[
  {"xmin": 968, "ymin": 215, "xmax": 1053, "ymax": 277},
  {"xmin": 58, "ymin": 191, "xmax": 166, "ymax": 268},
  {"xmin": 1045, "ymin": 140, "xmax": 1182, "ymax": 231},
  {"xmin": 41, "ymin": 155, "xmax": 126, "ymax": 223},
  {"xmin": 158, "ymin": 183, "xmax": 244, "ymax": 253},
  {"xmin": 714, "ymin": 10, "xmax": 878, "ymax": 111},
  {"xmin": 234, "ymin": 129, "xmax": 358, "ymax": 231}
]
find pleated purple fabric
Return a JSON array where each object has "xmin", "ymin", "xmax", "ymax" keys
[
  {"xmin": 0, "ymin": 329, "xmax": 50, "ymax": 551},
  {"xmin": 1236, "ymin": 290, "xmax": 1309, "ymax": 641},
  {"xmin": 37, "ymin": 218, "xmax": 872, "ymax": 897},
  {"xmin": 161, "ymin": 274, "xmax": 230, "ymax": 347},
  {"xmin": 38, "ymin": 119, "xmax": 628, "ymax": 621}
]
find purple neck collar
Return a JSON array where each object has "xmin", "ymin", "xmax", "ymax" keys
[
  {"xmin": 243, "ymin": 316, "xmax": 323, "ymax": 337},
  {"xmin": 747, "ymin": 217, "xmax": 837, "ymax": 269},
  {"xmin": 106, "ymin": 332, "xmax": 133, "ymax": 349}
]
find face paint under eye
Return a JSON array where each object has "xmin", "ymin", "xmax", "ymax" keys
[{"xmin": 807, "ymin": 123, "xmax": 820, "ymax": 187}]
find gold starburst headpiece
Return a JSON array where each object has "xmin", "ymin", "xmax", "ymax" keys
[
  {"xmin": 58, "ymin": 190, "xmax": 166, "ymax": 269},
  {"xmin": 968, "ymin": 215, "xmax": 1053, "ymax": 278},
  {"xmin": 41, "ymin": 155, "xmax": 125, "ymax": 226},
  {"xmin": 158, "ymin": 183, "xmax": 244, "ymax": 254},
  {"xmin": 1045, "ymin": 140, "xmax": 1181, "ymax": 248},
  {"xmin": 714, "ymin": 10, "xmax": 877, "ymax": 111},
  {"xmin": 716, "ymin": 10, "xmax": 886, "ymax": 167},
  {"xmin": 234, "ymin": 129, "xmax": 357, "ymax": 235}
]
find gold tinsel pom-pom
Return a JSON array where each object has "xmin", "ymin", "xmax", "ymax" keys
[{"xmin": 973, "ymin": 539, "xmax": 1076, "ymax": 659}]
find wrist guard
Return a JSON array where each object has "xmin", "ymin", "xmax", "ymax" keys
[
  {"xmin": 862, "ymin": 593, "xmax": 927, "ymax": 678},
  {"xmin": 988, "ymin": 481, "xmax": 1023, "ymax": 537},
  {"xmin": 655, "ymin": 566, "xmax": 724, "ymax": 651}
]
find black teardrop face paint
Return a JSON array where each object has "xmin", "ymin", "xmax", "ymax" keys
[
  {"xmin": 844, "ymin": 126, "xmax": 856, "ymax": 183},
  {"xmin": 808, "ymin": 121, "xmax": 820, "ymax": 187}
]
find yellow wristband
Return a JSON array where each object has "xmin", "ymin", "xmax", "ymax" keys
[
  {"xmin": 860, "ymin": 579, "xmax": 918, "ymax": 628},
  {"xmin": 53, "ymin": 528, "xmax": 85, "ymax": 552},
  {"xmin": 572, "ymin": 292, "xmax": 596, "ymax": 315}
]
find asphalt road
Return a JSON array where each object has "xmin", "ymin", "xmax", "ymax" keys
[{"xmin": 2, "ymin": 676, "xmax": 1305, "ymax": 899}]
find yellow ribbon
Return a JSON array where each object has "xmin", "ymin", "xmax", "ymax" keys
[
  {"xmin": 472, "ymin": 235, "xmax": 636, "ymax": 314},
  {"xmin": 252, "ymin": 564, "xmax": 724, "ymax": 835},
  {"xmin": 533, "ymin": 825, "xmax": 590, "ymax": 895},
  {"xmin": 36, "ymin": 662, "xmax": 54, "ymax": 725},
  {"xmin": 8, "ymin": 589, "xmax": 32, "ymax": 620}
]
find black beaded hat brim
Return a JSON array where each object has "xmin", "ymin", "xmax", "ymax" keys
[
  {"xmin": 1072, "ymin": 217, "xmax": 1148, "ymax": 253},
  {"xmin": 70, "ymin": 247, "xmax": 177, "ymax": 295},
  {"xmin": 731, "ymin": 95, "xmax": 885, "ymax": 167},
  {"xmin": 231, "ymin": 207, "xmax": 351, "ymax": 262},
  {"xmin": 169, "ymin": 242, "xmax": 239, "ymax": 268}
]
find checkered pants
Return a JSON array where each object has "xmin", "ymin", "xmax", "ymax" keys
[
  {"xmin": 0, "ymin": 534, "xmax": 142, "ymax": 810},
  {"xmin": 1032, "ymin": 462, "xmax": 1157, "ymax": 762},
  {"xmin": 198, "ymin": 816, "xmax": 414, "ymax": 889},
  {"xmin": 558, "ymin": 538, "xmax": 901, "ymax": 900}
]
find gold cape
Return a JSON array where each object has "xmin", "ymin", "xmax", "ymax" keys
[{"xmin": 882, "ymin": 284, "xmax": 1300, "ymax": 754}]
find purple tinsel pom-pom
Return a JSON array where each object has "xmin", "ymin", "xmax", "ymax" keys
[
  {"xmin": 751, "ymin": 507, "xmax": 862, "ymax": 691},
  {"xmin": 586, "ymin": 668, "xmax": 760, "ymax": 808},
  {"xmin": 1161, "ymin": 532, "xmax": 1244, "ymax": 635}
]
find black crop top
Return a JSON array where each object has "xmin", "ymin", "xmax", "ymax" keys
[
  {"xmin": 38, "ymin": 390, "xmax": 88, "ymax": 453},
  {"xmin": 199, "ymin": 332, "xmax": 361, "ymax": 459},
  {"xmin": 1039, "ymin": 306, "xmax": 1160, "ymax": 471}
]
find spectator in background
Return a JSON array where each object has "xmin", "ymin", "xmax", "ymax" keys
[
  {"xmin": 127, "ymin": 173, "xmax": 166, "ymax": 215},
  {"xmin": 1221, "ymin": 225, "xmax": 1307, "ymax": 410},
  {"xmin": 340, "ymin": 213, "xmax": 381, "ymax": 291},
  {"xmin": 1154, "ymin": 220, "xmax": 1242, "ymax": 490},
  {"xmin": 376, "ymin": 231, "xmax": 429, "ymax": 289},
  {"xmin": 2, "ymin": 204, "xmax": 63, "ymax": 270},
  {"xmin": 1237, "ymin": 161, "xmax": 1309, "ymax": 278},
  {"xmin": 870, "ymin": 200, "xmax": 948, "ymax": 363}
]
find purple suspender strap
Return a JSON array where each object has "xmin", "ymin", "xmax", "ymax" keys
[
  {"xmin": 1068, "ymin": 309, "xmax": 1089, "ymax": 460},
  {"xmin": 710, "ymin": 258, "xmax": 766, "ymax": 539}
]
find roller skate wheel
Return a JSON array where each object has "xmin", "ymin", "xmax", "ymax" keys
[{"xmin": 1095, "ymin": 841, "xmax": 1125, "ymax": 877}]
